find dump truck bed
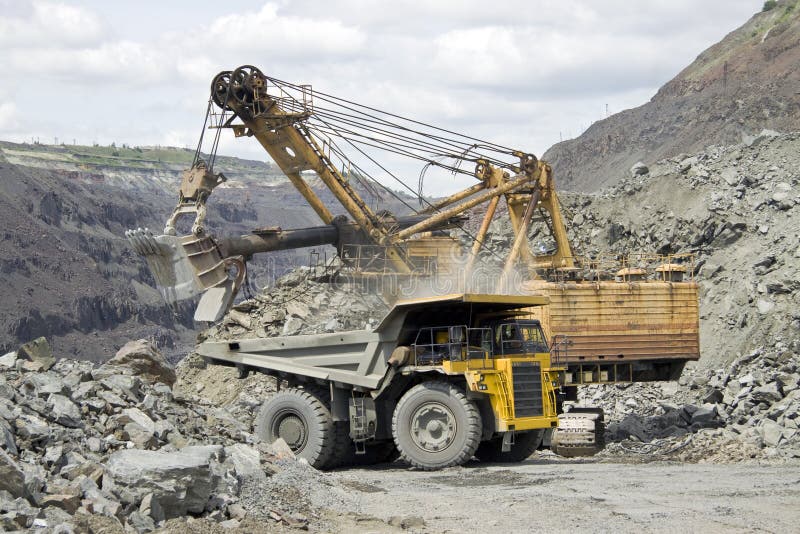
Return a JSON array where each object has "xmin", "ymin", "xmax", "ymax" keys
[{"xmin": 525, "ymin": 279, "xmax": 699, "ymax": 382}]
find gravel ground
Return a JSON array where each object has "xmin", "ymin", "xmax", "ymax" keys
[{"xmin": 331, "ymin": 457, "xmax": 800, "ymax": 533}]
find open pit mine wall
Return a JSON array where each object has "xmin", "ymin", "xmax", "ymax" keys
[{"xmin": 526, "ymin": 279, "xmax": 700, "ymax": 385}]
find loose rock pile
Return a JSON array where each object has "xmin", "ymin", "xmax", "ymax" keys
[
  {"xmin": 559, "ymin": 132, "xmax": 800, "ymax": 463},
  {"xmin": 204, "ymin": 266, "xmax": 389, "ymax": 341},
  {"xmin": 0, "ymin": 337, "xmax": 350, "ymax": 533},
  {"xmin": 468, "ymin": 132, "xmax": 800, "ymax": 463}
]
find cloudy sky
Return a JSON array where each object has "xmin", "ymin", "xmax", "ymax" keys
[{"xmin": 0, "ymin": 0, "xmax": 762, "ymax": 194}]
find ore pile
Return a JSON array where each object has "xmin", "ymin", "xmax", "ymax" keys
[
  {"xmin": 0, "ymin": 337, "xmax": 348, "ymax": 533},
  {"xmin": 204, "ymin": 265, "xmax": 389, "ymax": 341},
  {"xmin": 477, "ymin": 131, "xmax": 800, "ymax": 462},
  {"xmin": 577, "ymin": 340, "xmax": 800, "ymax": 462},
  {"xmin": 565, "ymin": 132, "xmax": 800, "ymax": 463}
]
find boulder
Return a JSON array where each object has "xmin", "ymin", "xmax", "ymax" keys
[
  {"xmin": 0, "ymin": 421, "xmax": 18, "ymax": 455},
  {"xmin": 751, "ymin": 382, "xmax": 783, "ymax": 403},
  {"xmin": 224, "ymin": 444, "xmax": 263, "ymax": 480},
  {"xmin": 94, "ymin": 340, "xmax": 176, "ymax": 386},
  {"xmin": 17, "ymin": 337, "xmax": 56, "ymax": 371},
  {"xmin": 0, "ymin": 450, "xmax": 27, "ymax": 500},
  {"xmin": 282, "ymin": 316, "xmax": 304, "ymax": 336},
  {"xmin": 47, "ymin": 394, "xmax": 83, "ymax": 428},
  {"xmin": 21, "ymin": 373, "xmax": 67, "ymax": 398},
  {"xmin": 691, "ymin": 404, "xmax": 719, "ymax": 425},
  {"xmin": 104, "ymin": 445, "xmax": 223, "ymax": 518},
  {"xmin": 760, "ymin": 419, "xmax": 784, "ymax": 447},
  {"xmin": 0, "ymin": 352, "xmax": 17, "ymax": 369},
  {"xmin": 40, "ymin": 493, "xmax": 80, "ymax": 515},
  {"xmin": 630, "ymin": 162, "xmax": 649, "ymax": 176}
]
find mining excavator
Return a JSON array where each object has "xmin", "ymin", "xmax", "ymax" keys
[{"xmin": 128, "ymin": 65, "xmax": 699, "ymax": 468}]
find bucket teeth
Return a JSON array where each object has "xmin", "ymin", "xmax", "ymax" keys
[{"xmin": 126, "ymin": 227, "xmax": 161, "ymax": 256}]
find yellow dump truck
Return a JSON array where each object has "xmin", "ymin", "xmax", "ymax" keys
[{"xmin": 197, "ymin": 293, "xmax": 592, "ymax": 470}]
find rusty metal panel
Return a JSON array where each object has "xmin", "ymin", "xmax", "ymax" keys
[{"xmin": 525, "ymin": 280, "xmax": 700, "ymax": 364}]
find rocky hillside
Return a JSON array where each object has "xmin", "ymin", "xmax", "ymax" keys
[
  {"xmin": 0, "ymin": 141, "xmax": 413, "ymax": 362},
  {"xmin": 544, "ymin": 1, "xmax": 800, "ymax": 191}
]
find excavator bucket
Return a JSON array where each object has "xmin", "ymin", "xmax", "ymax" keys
[{"xmin": 125, "ymin": 228, "xmax": 236, "ymax": 321}]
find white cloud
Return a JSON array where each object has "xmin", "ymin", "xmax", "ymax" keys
[
  {"xmin": 0, "ymin": 0, "xmax": 765, "ymax": 195},
  {"xmin": 6, "ymin": 41, "xmax": 170, "ymax": 85},
  {"xmin": 0, "ymin": 1, "xmax": 107, "ymax": 47},
  {"xmin": 205, "ymin": 3, "xmax": 366, "ymax": 57}
]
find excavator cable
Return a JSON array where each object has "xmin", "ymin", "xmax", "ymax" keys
[
  {"xmin": 305, "ymin": 106, "xmax": 518, "ymax": 172},
  {"xmin": 191, "ymin": 101, "xmax": 213, "ymax": 168},
  {"xmin": 305, "ymin": 105, "xmax": 506, "ymax": 166},
  {"xmin": 307, "ymin": 123, "xmax": 469, "ymax": 176},
  {"xmin": 313, "ymin": 115, "xmax": 509, "ymax": 265},
  {"xmin": 267, "ymin": 76, "xmax": 518, "ymax": 154},
  {"xmin": 321, "ymin": 136, "xmax": 422, "ymax": 215},
  {"xmin": 263, "ymin": 81, "xmax": 520, "ymax": 175}
]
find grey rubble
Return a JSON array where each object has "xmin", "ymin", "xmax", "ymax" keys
[
  {"xmin": 474, "ymin": 132, "xmax": 800, "ymax": 462},
  {"xmin": 0, "ymin": 338, "xmax": 348, "ymax": 533},
  {"xmin": 203, "ymin": 264, "xmax": 389, "ymax": 342}
]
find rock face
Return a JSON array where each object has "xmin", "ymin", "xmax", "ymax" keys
[
  {"xmin": 544, "ymin": 6, "xmax": 800, "ymax": 191},
  {"xmin": 0, "ymin": 140, "xmax": 413, "ymax": 363}
]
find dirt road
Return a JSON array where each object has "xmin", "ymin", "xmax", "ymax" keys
[{"xmin": 331, "ymin": 457, "xmax": 800, "ymax": 533}]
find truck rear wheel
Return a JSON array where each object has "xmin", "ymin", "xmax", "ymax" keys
[
  {"xmin": 474, "ymin": 430, "xmax": 544, "ymax": 463},
  {"xmin": 392, "ymin": 381, "xmax": 482, "ymax": 470},
  {"xmin": 254, "ymin": 387, "xmax": 336, "ymax": 469}
]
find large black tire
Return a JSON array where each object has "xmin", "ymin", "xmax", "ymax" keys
[
  {"xmin": 392, "ymin": 381, "xmax": 482, "ymax": 470},
  {"xmin": 474, "ymin": 430, "xmax": 544, "ymax": 463},
  {"xmin": 254, "ymin": 387, "xmax": 337, "ymax": 469}
]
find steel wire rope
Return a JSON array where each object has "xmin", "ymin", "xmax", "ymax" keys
[
  {"xmin": 305, "ymin": 105, "xmax": 520, "ymax": 171},
  {"xmin": 317, "ymin": 132, "xmax": 422, "ymax": 215},
  {"xmin": 268, "ymin": 89, "xmax": 520, "ymax": 172},
  {"xmin": 307, "ymin": 123, "xmax": 470, "ymax": 176},
  {"xmin": 266, "ymin": 75, "xmax": 517, "ymax": 154},
  {"xmin": 305, "ymin": 105, "xmax": 505, "ymax": 162},
  {"xmin": 305, "ymin": 113, "xmax": 501, "ymax": 171},
  {"xmin": 191, "ymin": 101, "xmax": 213, "ymax": 167},
  {"xmin": 309, "ymin": 115, "xmax": 509, "ymax": 265}
]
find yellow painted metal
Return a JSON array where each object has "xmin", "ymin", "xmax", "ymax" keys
[
  {"xmin": 392, "ymin": 172, "xmax": 535, "ymax": 242},
  {"xmin": 531, "ymin": 163, "xmax": 575, "ymax": 270},
  {"xmin": 248, "ymin": 128, "xmax": 335, "ymax": 224},
  {"xmin": 499, "ymin": 186, "xmax": 541, "ymax": 291},
  {"xmin": 420, "ymin": 182, "xmax": 487, "ymax": 214},
  {"xmin": 445, "ymin": 354, "xmax": 560, "ymax": 432},
  {"xmin": 464, "ymin": 195, "xmax": 500, "ymax": 277},
  {"xmin": 405, "ymin": 236, "xmax": 464, "ymax": 277}
]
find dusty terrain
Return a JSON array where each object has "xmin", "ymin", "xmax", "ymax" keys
[{"xmin": 332, "ymin": 459, "xmax": 800, "ymax": 533}]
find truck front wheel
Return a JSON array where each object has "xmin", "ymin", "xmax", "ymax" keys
[
  {"xmin": 392, "ymin": 381, "xmax": 482, "ymax": 470},
  {"xmin": 254, "ymin": 387, "xmax": 336, "ymax": 469}
]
